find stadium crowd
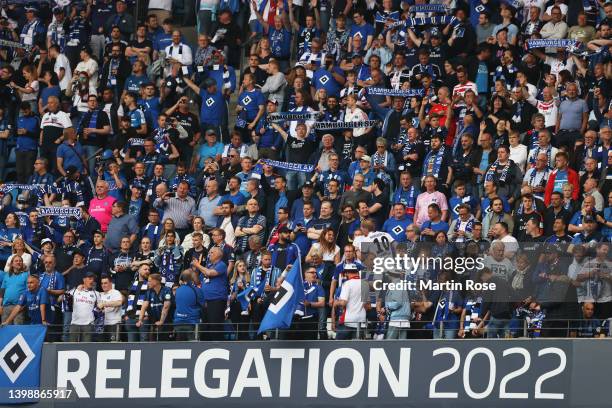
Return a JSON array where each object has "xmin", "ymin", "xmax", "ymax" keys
[{"xmin": 0, "ymin": 0, "xmax": 609, "ymax": 341}]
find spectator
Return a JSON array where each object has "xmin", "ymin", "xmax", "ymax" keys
[
  {"xmin": 68, "ymin": 272, "xmax": 100, "ymax": 342},
  {"xmin": 105, "ymin": 201, "xmax": 139, "ymax": 252},
  {"xmin": 98, "ymin": 275, "xmax": 123, "ymax": 341},
  {"xmin": 173, "ymin": 270, "xmax": 205, "ymax": 341}
]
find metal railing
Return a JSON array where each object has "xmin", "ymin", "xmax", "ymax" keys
[{"xmin": 15, "ymin": 318, "xmax": 610, "ymax": 343}]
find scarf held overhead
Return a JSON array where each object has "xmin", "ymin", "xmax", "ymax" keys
[
  {"xmin": 261, "ymin": 159, "xmax": 314, "ymax": 173},
  {"xmin": 37, "ymin": 206, "xmax": 82, "ymax": 218}
]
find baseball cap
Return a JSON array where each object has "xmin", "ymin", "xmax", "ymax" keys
[
  {"xmin": 302, "ymin": 181, "xmax": 315, "ymax": 189},
  {"xmin": 205, "ymin": 128, "xmax": 217, "ymax": 136},
  {"xmin": 84, "ymin": 271, "xmax": 97, "ymax": 278},
  {"xmin": 41, "ymin": 238, "xmax": 53, "ymax": 246},
  {"xmin": 351, "ymin": 52, "xmax": 363, "ymax": 59},
  {"xmin": 17, "ymin": 193, "xmax": 27, "ymax": 202},
  {"xmin": 361, "ymin": 155, "xmax": 372, "ymax": 163},
  {"xmin": 267, "ymin": 98, "xmax": 279, "ymax": 105},
  {"xmin": 278, "ymin": 226, "xmax": 291, "ymax": 234},
  {"xmin": 52, "ymin": 6, "xmax": 64, "ymax": 14},
  {"xmin": 73, "ymin": 248, "xmax": 85, "ymax": 257}
]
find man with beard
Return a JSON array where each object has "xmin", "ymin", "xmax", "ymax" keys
[
  {"xmin": 421, "ymin": 134, "xmax": 453, "ymax": 193},
  {"xmin": 452, "ymin": 133, "xmax": 480, "ymax": 192}
]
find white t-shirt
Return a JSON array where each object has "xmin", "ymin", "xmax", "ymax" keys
[
  {"xmin": 510, "ymin": 144, "xmax": 528, "ymax": 174},
  {"xmin": 41, "ymin": 110, "xmax": 72, "ymax": 130},
  {"xmin": 54, "ymin": 53, "xmax": 72, "ymax": 91},
  {"xmin": 492, "ymin": 236, "xmax": 520, "ymax": 256},
  {"xmin": 21, "ymin": 80, "xmax": 39, "ymax": 102},
  {"xmin": 354, "ymin": 231, "xmax": 395, "ymax": 259},
  {"xmin": 70, "ymin": 288, "xmax": 100, "ymax": 325},
  {"xmin": 75, "ymin": 59, "xmax": 99, "ymax": 89},
  {"xmin": 339, "ymin": 278, "xmax": 367, "ymax": 328},
  {"xmin": 100, "ymin": 289, "xmax": 123, "ymax": 325},
  {"xmin": 310, "ymin": 242, "xmax": 340, "ymax": 262}
]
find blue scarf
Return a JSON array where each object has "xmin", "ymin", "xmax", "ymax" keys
[
  {"xmin": 366, "ymin": 87, "xmax": 424, "ymax": 97},
  {"xmin": 409, "ymin": 4, "xmax": 448, "ymax": 14},
  {"xmin": 252, "ymin": 267, "xmax": 272, "ymax": 298},
  {"xmin": 126, "ymin": 278, "xmax": 148, "ymax": 313},
  {"xmin": 159, "ymin": 247, "xmax": 179, "ymax": 286},
  {"xmin": 529, "ymin": 146, "xmax": 552, "ymax": 168},
  {"xmin": 528, "ymin": 167, "xmax": 550, "ymax": 188},
  {"xmin": 393, "ymin": 185, "xmax": 417, "ymax": 216},
  {"xmin": 527, "ymin": 39, "xmax": 576, "ymax": 49},
  {"xmin": 423, "ymin": 146, "xmax": 445, "ymax": 178},
  {"xmin": 261, "ymin": 159, "xmax": 314, "ymax": 173},
  {"xmin": 454, "ymin": 216, "xmax": 475, "ymax": 233},
  {"xmin": 485, "ymin": 160, "xmax": 511, "ymax": 183},
  {"xmin": 385, "ymin": 15, "xmax": 459, "ymax": 34},
  {"xmin": 108, "ymin": 58, "xmax": 119, "ymax": 86}
]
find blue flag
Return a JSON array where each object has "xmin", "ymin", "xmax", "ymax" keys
[
  {"xmin": 258, "ymin": 259, "xmax": 305, "ymax": 334},
  {"xmin": 237, "ymin": 287, "xmax": 256, "ymax": 311},
  {"xmin": 0, "ymin": 325, "xmax": 47, "ymax": 404}
]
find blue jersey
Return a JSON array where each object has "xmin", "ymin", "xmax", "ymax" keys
[
  {"xmin": 268, "ymin": 27, "xmax": 292, "ymax": 59},
  {"xmin": 127, "ymin": 108, "xmax": 146, "ymax": 129},
  {"xmin": 201, "ymin": 261, "xmax": 228, "ymax": 301},
  {"xmin": 312, "ymin": 67, "xmax": 343, "ymax": 97},
  {"xmin": 125, "ymin": 74, "xmax": 148, "ymax": 93},
  {"xmin": 199, "ymin": 88, "xmax": 225, "ymax": 126},
  {"xmin": 349, "ymin": 23, "xmax": 375, "ymax": 42},
  {"xmin": 16, "ymin": 114, "xmax": 39, "ymax": 152},
  {"xmin": 138, "ymin": 97, "xmax": 161, "ymax": 129},
  {"xmin": 154, "ymin": 32, "xmax": 173, "ymax": 52},
  {"xmin": 145, "ymin": 286, "xmax": 173, "ymax": 322},
  {"xmin": 18, "ymin": 287, "xmax": 49, "ymax": 324},
  {"xmin": 173, "ymin": 284, "xmax": 204, "ymax": 324},
  {"xmin": 382, "ymin": 216, "xmax": 412, "ymax": 243},
  {"xmin": 449, "ymin": 195, "xmax": 479, "ymax": 220},
  {"xmin": 238, "ymin": 89, "xmax": 265, "ymax": 122}
]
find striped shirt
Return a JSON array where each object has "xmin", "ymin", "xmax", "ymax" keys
[
  {"xmin": 236, "ymin": 214, "xmax": 266, "ymax": 253},
  {"xmin": 156, "ymin": 196, "xmax": 197, "ymax": 229}
]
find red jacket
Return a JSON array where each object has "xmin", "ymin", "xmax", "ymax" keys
[{"xmin": 544, "ymin": 167, "xmax": 579, "ymax": 206}]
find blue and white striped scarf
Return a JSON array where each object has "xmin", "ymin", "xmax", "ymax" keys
[
  {"xmin": 365, "ymin": 87, "xmax": 424, "ymax": 97},
  {"xmin": 313, "ymin": 120, "xmax": 378, "ymax": 130},
  {"xmin": 268, "ymin": 111, "xmax": 322, "ymax": 122},
  {"xmin": 527, "ymin": 39, "xmax": 577, "ymax": 49},
  {"xmin": 126, "ymin": 277, "xmax": 148, "ymax": 314},
  {"xmin": 409, "ymin": 4, "xmax": 448, "ymax": 14},
  {"xmin": 261, "ymin": 159, "xmax": 314, "ymax": 173}
]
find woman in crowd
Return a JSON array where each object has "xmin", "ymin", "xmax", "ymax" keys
[
  {"xmin": 4, "ymin": 238, "xmax": 33, "ymax": 273},
  {"xmin": 182, "ymin": 216, "xmax": 211, "ymax": 251},
  {"xmin": 132, "ymin": 236, "xmax": 156, "ymax": 274},
  {"xmin": 158, "ymin": 218, "xmax": 181, "ymax": 248},
  {"xmin": 12, "ymin": 65, "xmax": 40, "ymax": 113},
  {"xmin": 0, "ymin": 213, "xmax": 22, "ymax": 268},
  {"xmin": 228, "ymin": 259, "xmax": 251, "ymax": 340}
]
